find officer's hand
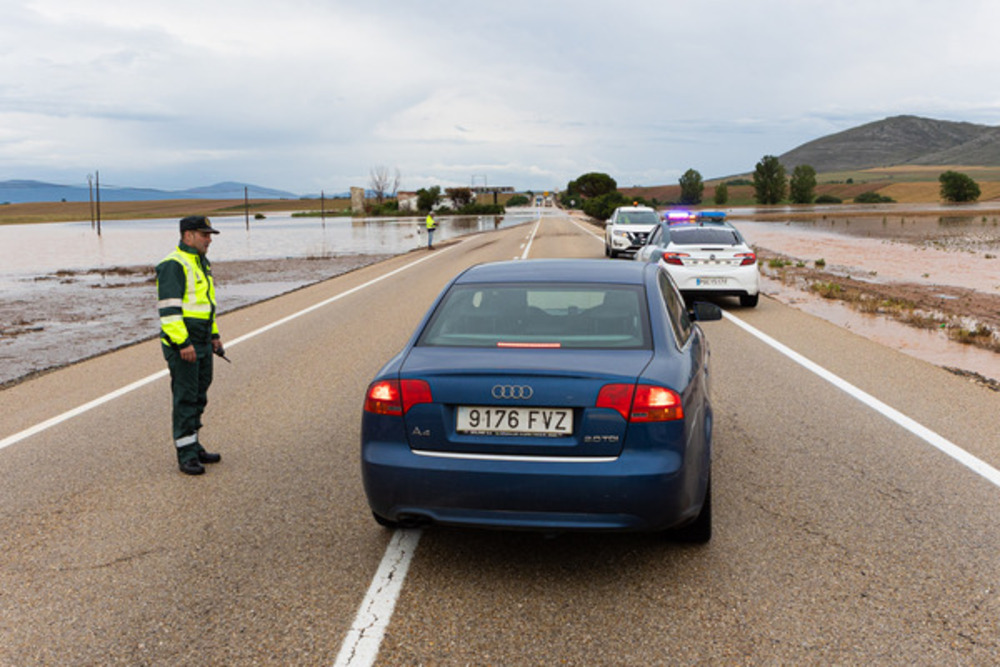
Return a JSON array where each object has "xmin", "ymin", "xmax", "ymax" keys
[{"xmin": 180, "ymin": 344, "xmax": 197, "ymax": 363}]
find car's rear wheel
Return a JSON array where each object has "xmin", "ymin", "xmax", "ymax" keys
[
  {"xmin": 670, "ymin": 481, "xmax": 712, "ymax": 543},
  {"xmin": 740, "ymin": 293, "xmax": 759, "ymax": 308}
]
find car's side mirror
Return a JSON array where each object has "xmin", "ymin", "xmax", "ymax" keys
[{"xmin": 689, "ymin": 301, "xmax": 722, "ymax": 321}]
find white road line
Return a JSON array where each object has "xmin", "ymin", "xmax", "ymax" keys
[
  {"xmin": 723, "ymin": 310, "xmax": 1000, "ymax": 489},
  {"xmin": 333, "ymin": 529, "xmax": 422, "ymax": 667},
  {"xmin": 0, "ymin": 245, "xmax": 455, "ymax": 452},
  {"xmin": 565, "ymin": 215, "xmax": 604, "ymax": 242},
  {"xmin": 520, "ymin": 217, "xmax": 542, "ymax": 259}
]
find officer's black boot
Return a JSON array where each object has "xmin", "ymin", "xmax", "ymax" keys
[{"xmin": 178, "ymin": 445, "xmax": 205, "ymax": 475}]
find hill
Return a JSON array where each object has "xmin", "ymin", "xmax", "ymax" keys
[
  {"xmin": 778, "ymin": 115, "xmax": 1000, "ymax": 172},
  {"xmin": 0, "ymin": 179, "xmax": 300, "ymax": 205}
]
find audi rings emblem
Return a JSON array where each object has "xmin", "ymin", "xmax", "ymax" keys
[{"xmin": 492, "ymin": 384, "xmax": 533, "ymax": 399}]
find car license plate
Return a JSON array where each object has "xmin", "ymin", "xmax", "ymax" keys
[
  {"xmin": 456, "ymin": 406, "xmax": 573, "ymax": 436},
  {"xmin": 696, "ymin": 277, "xmax": 728, "ymax": 286}
]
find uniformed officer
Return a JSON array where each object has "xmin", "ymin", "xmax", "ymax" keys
[
  {"xmin": 156, "ymin": 215, "xmax": 225, "ymax": 475},
  {"xmin": 425, "ymin": 212, "xmax": 437, "ymax": 249}
]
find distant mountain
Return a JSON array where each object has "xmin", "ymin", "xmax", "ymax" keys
[
  {"xmin": 779, "ymin": 115, "xmax": 1000, "ymax": 172},
  {"xmin": 0, "ymin": 179, "xmax": 300, "ymax": 204}
]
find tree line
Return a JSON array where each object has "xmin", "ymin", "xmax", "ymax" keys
[{"xmin": 562, "ymin": 159, "xmax": 983, "ymax": 219}]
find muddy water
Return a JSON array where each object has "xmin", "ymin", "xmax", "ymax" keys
[
  {"xmin": 760, "ymin": 273, "xmax": 1000, "ymax": 383},
  {"xmin": 737, "ymin": 220, "xmax": 1000, "ymax": 293},
  {"xmin": 736, "ymin": 215, "xmax": 1000, "ymax": 384},
  {"xmin": 0, "ymin": 210, "xmax": 540, "ymax": 277},
  {"xmin": 0, "ymin": 210, "xmax": 544, "ymax": 386}
]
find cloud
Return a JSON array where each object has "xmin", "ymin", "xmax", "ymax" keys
[{"xmin": 3, "ymin": 0, "xmax": 1000, "ymax": 193}]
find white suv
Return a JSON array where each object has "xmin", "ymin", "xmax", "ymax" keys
[{"xmin": 604, "ymin": 205, "xmax": 659, "ymax": 258}]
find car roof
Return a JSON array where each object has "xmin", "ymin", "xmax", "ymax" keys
[
  {"xmin": 456, "ymin": 259, "xmax": 650, "ymax": 286},
  {"xmin": 665, "ymin": 221, "xmax": 736, "ymax": 231},
  {"xmin": 614, "ymin": 205, "xmax": 655, "ymax": 212}
]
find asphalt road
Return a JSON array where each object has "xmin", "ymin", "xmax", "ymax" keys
[{"xmin": 1, "ymin": 211, "xmax": 998, "ymax": 665}]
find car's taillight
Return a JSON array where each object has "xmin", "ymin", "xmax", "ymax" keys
[
  {"xmin": 631, "ymin": 385, "xmax": 684, "ymax": 421},
  {"xmin": 596, "ymin": 383, "xmax": 634, "ymax": 420},
  {"xmin": 736, "ymin": 252, "xmax": 756, "ymax": 266},
  {"xmin": 596, "ymin": 383, "xmax": 683, "ymax": 422},
  {"xmin": 364, "ymin": 379, "xmax": 433, "ymax": 415},
  {"xmin": 663, "ymin": 252, "xmax": 689, "ymax": 266}
]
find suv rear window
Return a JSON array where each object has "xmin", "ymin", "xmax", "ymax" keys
[
  {"xmin": 419, "ymin": 284, "xmax": 650, "ymax": 349},
  {"xmin": 669, "ymin": 227, "xmax": 741, "ymax": 245}
]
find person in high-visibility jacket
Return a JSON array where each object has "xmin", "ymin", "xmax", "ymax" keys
[
  {"xmin": 425, "ymin": 212, "xmax": 437, "ymax": 249},
  {"xmin": 156, "ymin": 215, "xmax": 225, "ymax": 475}
]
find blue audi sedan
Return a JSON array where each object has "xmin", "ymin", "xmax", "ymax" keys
[{"xmin": 361, "ymin": 259, "xmax": 721, "ymax": 541}]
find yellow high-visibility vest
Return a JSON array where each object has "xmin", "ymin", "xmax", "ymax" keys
[{"xmin": 157, "ymin": 247, "xmax": 218, "ymax": 346}]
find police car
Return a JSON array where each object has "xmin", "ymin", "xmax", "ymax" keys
[{"xmin": 635, "ymin": 212, "xmax": 760, "ymax": 308}]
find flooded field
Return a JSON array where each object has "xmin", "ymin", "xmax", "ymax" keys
[
  {"xmin": 0, "ymin": 209, "xmax": 546, "ymax": 386},
  {"xmin": 2, "ymin": 205, "xmax": 1000, "ymax": 389},
  {"xmin": 735, "ymin": 211, "xmax": 1000, "ymax": 387}
]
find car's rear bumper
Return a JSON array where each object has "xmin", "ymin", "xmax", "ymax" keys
[
  {"xmin": 667, "ymin": 264, "xmax": 760, "ymax": 295},
  {"xmin": 361, "ymin": 440, "xmax": 705, "ymax": 531}
]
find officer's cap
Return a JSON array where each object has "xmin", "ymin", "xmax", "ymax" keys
[{"xmin": 179, "ymin": 216, "xmax": 220, "ymax": 234}]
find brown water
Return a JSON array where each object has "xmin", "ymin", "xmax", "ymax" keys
[{"xmin": 737, "ymin": 217, "xmax": 1000, "ymax": 384}]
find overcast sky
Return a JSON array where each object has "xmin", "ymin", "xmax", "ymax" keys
[{"xmin": 3, "ymin": 0, "xmax": 1000, "ymax": 195}]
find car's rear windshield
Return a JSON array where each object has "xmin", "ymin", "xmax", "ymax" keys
[
  {"xmin": 618, "ymin": 210, "xmax": 659, "ymax": 225},
  {"xmin": 669, "ymin": 227, "xmax": 741, "ymax": 245},
  {"xmin": 418, "ymin": 284, "xmax": 650, "ymax": 349}
]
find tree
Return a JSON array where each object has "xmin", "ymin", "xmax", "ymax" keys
[
  {"xmin": 416, "ymin": 186, "xmax": 441, "ymax": 212},
  {"xmin": 569, "ymin": 172, "xmax": 617, "ymax": 199},
  {"xmin": 445, "ymin": 187, "xmax": 474, "ymax": 209},
  {"xmin": 581, "ymin": 191, "xmax": 626, "ymax": 220},
  {"xmin": 753, "ymin": 155, "xmax": 787, "ymax": 205},
  {"xmin": 714, "ymin": 182, "xmax": 729, "ymax": 205},
  {"xmin": 789, "ymin": 165, "xmax": 817, "ymax": 204},
  {"xmin": 678, "ymin": 169, "xmax": 704, "ymax": 205},
  {"xmin": 369, "ymin": 165, "xmax": 400, "ymax": 205},
  {"xmin": 939, "ymin": 170, "xmax": 981, "ymax": 202}
]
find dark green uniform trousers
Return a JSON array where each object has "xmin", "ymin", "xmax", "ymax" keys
[{"xmin": 163, "ymin": 341, "xmax": 213, "ymax": 464}]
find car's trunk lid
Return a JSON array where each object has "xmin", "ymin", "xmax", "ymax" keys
[{"xmin": 398, "ymin": 347, "xmax": 653, "ymax": 457}]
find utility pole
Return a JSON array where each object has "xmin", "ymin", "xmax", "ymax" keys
[
  {"xmin": 321, "ymin": 190, "xmax": 326, "ymax": 221},
  {"xmin": 95, "ymin": 170, "xmax": 102, "ymax": 236},
  {"xmin": 244, "ymin": 186, "xmax": 249, "ymax": 230},
  {"xmin": 87, "ymin": 174, "xmax": 95, "ymax": 229}
]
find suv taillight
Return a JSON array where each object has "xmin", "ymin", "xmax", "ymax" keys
[
  {"xmin": 364, "ymin": 379, "xmax": 433, "ymax": 415},
  {"xmin": 596, "ymin": 383, "xmax": 684, "ymax": 422}
]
